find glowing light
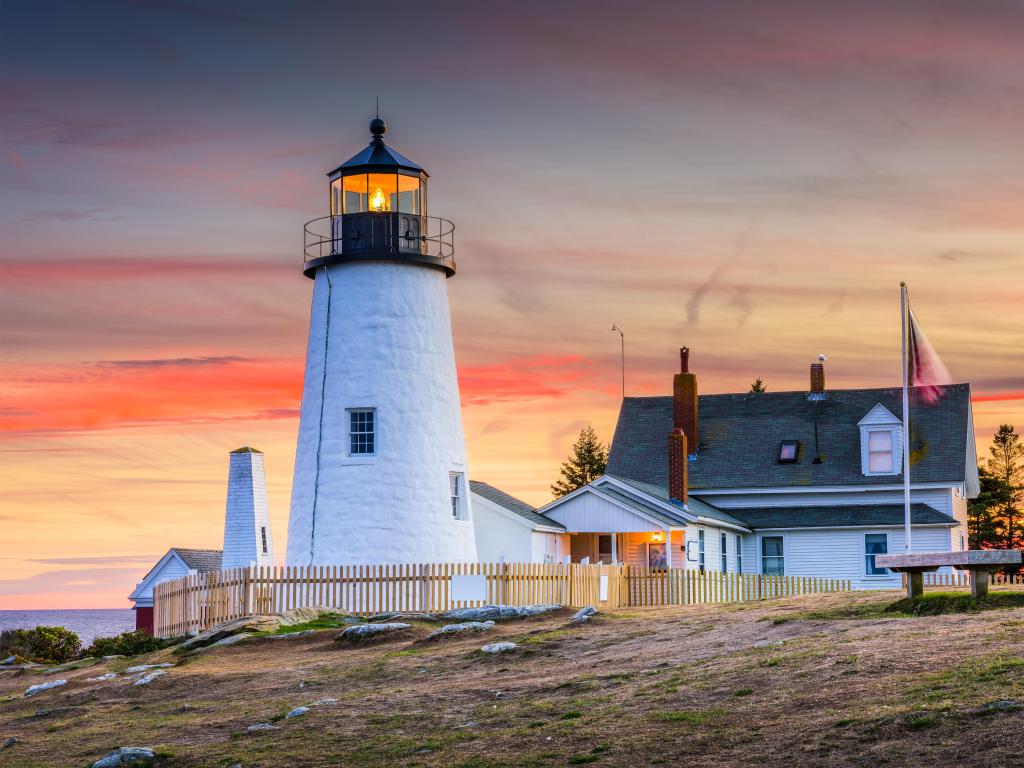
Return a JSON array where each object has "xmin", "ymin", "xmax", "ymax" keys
[
  {"xmin": 651, "ymin": 532, "xmax": 664, "ymax": 543},
  {"xmin": 369, "ymin": 186, "xmax": 390, "ymax": 212}
]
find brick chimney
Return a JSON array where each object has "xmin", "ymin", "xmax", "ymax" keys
[
  {"xmin": 809, "ymin": 362, "xmax": 825, "ymax": 394},
  {"xmin": 668, "ymin": 428, "xmax": 688, "ymax": 504},
  {"xmin": 673, "ymin": 347, "xmax": 698, "ymax": 454}
]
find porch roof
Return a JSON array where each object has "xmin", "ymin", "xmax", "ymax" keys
[{"xmin": 608, "ymin": 476, "xmax": 750, "ymax": 530}]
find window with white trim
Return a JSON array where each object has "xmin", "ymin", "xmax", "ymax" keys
[
  {"xmin": 449, "ymin": 472, "xmax": 467, "ymax": 520},
  {"xmin": 721, "ymin": 532, "xmax": 728, "ymax": 573},
  {"xmin": 864, "ymin": 533, "xmax": 888, "ymax": 575},
  {"xmin": 347, "ymin": 408, "xmax": 376, "ymax": 456},
  {"xmin": 867, "ymin": 430, "xmax": 894, "ymax": 473},
  {"xmin": 761, "ymin": 536, "xmax": 784, "ymax": 576},
  {"xmin": 698, "ymin": 529, "xmax": 706, "ymax": 573},
  {"xmin": 736, "ymin": 534, "xmax": 743, "ymax": 574}
]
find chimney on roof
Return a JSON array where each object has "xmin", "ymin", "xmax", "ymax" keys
[
  {"xmin": 810, "ymin": 362, "xmax": 825, "ymax": 393},
  {"xmin": 668, "ymin": 428, "xmax": 688, "ymax": 505},
  {"xmin": 673, "ymin": 347, "xmax": 698, "ymax": 454}
]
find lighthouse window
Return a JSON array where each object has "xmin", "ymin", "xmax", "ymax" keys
[
  {"xmin": 342, "ymin": 174, "xmax": 368, "ymax": 213},
  {"xmin": 260, "ymin": 526, "xmax": 268, "ymax": 554},
  {"xmin": 449, "ymin": 472, "xmax": 466, "ymax": 520},
  {"xmin": 347, "ymin": 408, "xmax": 376, "ymax": 456},
  {"xmin": 397, "ymin": 174, "xmax": 421, "ymax": 214},
  {"xmin": 367, "ymin": 173, "xmax": 398, "ymax": 213}
]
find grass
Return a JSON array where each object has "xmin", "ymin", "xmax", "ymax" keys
[
  {"xmin": 798, "ymin": 590, "xmax": 1024, "ymax": 620},
  {"xmin": 648, "ymin": 707, "xmax": 725, "ymax": 724},
  {"xmin": 272, "ymin": 613, "xmax": 360, "ymax": 634}
]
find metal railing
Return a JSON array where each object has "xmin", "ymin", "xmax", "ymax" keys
[{"xmin": 302, "ymin": 214, "xmax": 455, "ymax": 272}]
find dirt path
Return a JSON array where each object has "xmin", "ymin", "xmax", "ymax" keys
[{"xmin": 2, "ymin": 592, "xmax": 1022, "ymax": 767}]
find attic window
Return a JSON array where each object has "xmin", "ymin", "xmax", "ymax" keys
[{"xmin": 778, "ymin": 440, "xmax": 799, "ymax": 463}]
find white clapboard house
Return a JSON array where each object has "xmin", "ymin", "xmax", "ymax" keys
[{"xmin": 472, "ymin": 350, "xmax": 977, "ymax": 589}]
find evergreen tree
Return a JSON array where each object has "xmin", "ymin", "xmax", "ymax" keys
[
  {"xmin": 968, "ymin": 466, "xmax": 1010, "ymax": 549},
  {"xmin": 987, "ymin": 424, "xmax": 1024, "ymax": 549},
  {"xmin": 551, "ymin": 425, "xmax": 608, "ymax": 498},
  {"xmin": 749, "ymin": 378, "xmax": 767, "ymax": 393}
]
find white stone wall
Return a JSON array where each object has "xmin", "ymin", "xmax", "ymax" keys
[
  {"xmin": 286, "ymin": 261, "xmax": 478, "ymax": 565},
  {"xmin": 222, "ymin": 450, "xmax": 275, "ymax": 569}
]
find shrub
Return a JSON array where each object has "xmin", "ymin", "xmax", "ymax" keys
[
  {"xmin": 0, "ymin": 626, "xmax": 81, "ymax": 663},
  {"xmin": 84, "ymin": 629, "xmax": 169, "ymax": 658}
]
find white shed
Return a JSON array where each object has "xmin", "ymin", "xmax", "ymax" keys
[{"xmin": 470, "ymin": 481, "xmax": 568, "ymax": 564}]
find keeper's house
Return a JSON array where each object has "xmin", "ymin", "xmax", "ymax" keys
[{"xmin": 475, "ymin": 349, "xmax": 977, "ymax": 590}]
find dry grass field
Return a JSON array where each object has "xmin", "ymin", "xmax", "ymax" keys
[{"xmin": 2, "ymin": 590, "xmax": 1023, "ymax": 767}]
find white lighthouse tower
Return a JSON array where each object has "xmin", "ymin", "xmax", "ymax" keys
[{"xmin": 286, "ymin": 118, "xmax": 477, "ymax": 566}]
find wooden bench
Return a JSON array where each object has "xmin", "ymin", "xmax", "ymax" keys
[{"xmin": 875, "ymin": 550, "xmax": 1022, "ymax": 599}]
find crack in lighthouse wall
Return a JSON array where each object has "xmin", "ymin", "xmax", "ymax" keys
[{"xmin": 286, "ymin": 260, "xmax": 477, "ymax": 566}]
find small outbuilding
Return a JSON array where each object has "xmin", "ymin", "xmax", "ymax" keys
[
  {"xmin": 470, "ymin": 481, "xmax": 568, "ymax": 564},
  {"xmin": 128, "ymin": 548, "xmax": 222, "ymax": 634}
]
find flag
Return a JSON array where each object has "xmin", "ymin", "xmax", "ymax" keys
[{"xmin": 906, "ymin": 307, "xmax": 952, "ymax": 403}]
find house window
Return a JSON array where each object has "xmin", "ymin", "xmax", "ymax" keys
[
  {"xmin": 698, "ymin": 529, "xmax": 706, "ymax": 573},
  {"xmin": 598, "ymin": 534, "xmax": 613, "ymax": 564},
  {"xmin": 761, "ymin": 536, "xmax": 784, "ymax": 576},
  {"xmin": 348, "ymin": 409, "xmax": 375, "ymax": 456},
  {"xmin": 721, "ymin": 532, "xmax": 728, "ymax": 572},
  {"xmin": 778, "ymin": 440, "xmax": 799, "ymax": 463},
  {"xmin": 260, "ymin": 526, "xmax": 268, "ymax": 554},
  {"xmin": 736, "ymin": 534, "xmax": 743, "ymax": 574},
  {"xmin": 867, "ymin": 430, "xmax": 894, "ymax": 473},
  {"xmin": 449, "ymin": 472, "xmax": 466, "ymax": 520},
  {"xmin": 865, "ymin": 533, "xmax": 888, "ymax": 575},
  {"xmin": 647, "ymin": 542, "xmax": 667, "ymax": 568}
]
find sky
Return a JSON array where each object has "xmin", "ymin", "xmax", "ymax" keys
[{"xmin": 1, "ymin": 0, "xmax": 1023, "ymax": 608}]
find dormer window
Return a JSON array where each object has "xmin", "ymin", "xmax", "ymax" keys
[
  {"xmin": 778, "ymin": 440, "xmax": 800, "ymax": 463},
  {"xmin": 867, "ymin": 430, "xmax": 894, "ymax": 473},
  {"xmin": 858, "ymin": 404, "xmax": 902, "ymax": 476}
]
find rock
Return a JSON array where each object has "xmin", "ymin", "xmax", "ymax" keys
[
  {"xmin": 285, "ymin": 706, "xmax": 309, "ymax": 719},
  {"xmin": 1, "ymin": 655, "xmax": 17, "ymax": 666},
  {"xmin": 246, "ymin": 723, "xmax": 278, "ymax": 732},
  {"xmin": 91, "ymin": 746, "xmax": 156, "ymax": 767},
  {"xmin": 2, "ymin": 737, "xmax": 17, "ymax": 749},
  {"xmin": 443, "ymin": 606, "xmax": 501, "ymax": 622},
  {"xmin": 571, "ymin": 606, "xmax": 597, "ymax": 623},
  {"xmin": 86, "ymin": 673, "xmax": 117, "ymax": 682},
  {"xmin": 311, "ymin": 698, "xmax": 337, "ymax": 706},
  {"xmin": 266, "ymin": 630, "xmax": 317, "ymax": 640},
  {"xmin": 368, "ymin": 612, "xmax": 439, "ymax": 622},
  {"xmin": 196, "ymin": 633, "xmax": 253, "ymax": 652},
  {"xmin": 175, "ymin": 608, "xmax": 343, "ymax": 652},
  {"xmin": 123, "ymin": 663, "xmax": 173, "ymax": 674},
  {"xmin": 503, "ymin": 604, "xmax": 561, "ymax": 618},
  {"xmin": 44, "ymin": 657, "xmax": 100, "ymax": 674},
  {"xmin": 336, "ymin": 623, "xmax": 411, "ymax": 642},
  {"xmin": 480, "ymin": 642, "xmax": 519, "ymax": 654},
  {"xmin": 102, "ymin": 655, "xmax": 125, "ymax": 660},
  {"xmin": 24, "ymin": 679, "xmax": 67, "ymax": 697},
  {"xmin": 133, "ymin": 670, "xmax": 166, "ymax": 686},
  {"xmin": 426, "ymin": 621, "xmax": 495, "ymax": 640}
]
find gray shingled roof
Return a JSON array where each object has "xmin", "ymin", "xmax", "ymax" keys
[
  {"xmin": 470, "ymin": 481, "xmax": 565, "ymax": 530},
  {"xmin": 172, "ymin": 548, "xmax": 223, "ymax": 572},
  {"xmin": 607, "ymin": 384, "xmax": 971, "ymax": 491},
  {"xmin": 718, "ymin": 503, "xmax": 956, "ymax": 529},
  {"xmin": 606, "ymin": 476, "xmax": 749, "ymax": 529}
]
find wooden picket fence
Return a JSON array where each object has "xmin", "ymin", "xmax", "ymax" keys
[
  {"xmin": 923, "ymin": 571, "xmax": 1024, "ymax": 588},
  {"xmin": 153, "ymin": 562, "xmax": 851, "ymax": 638}
]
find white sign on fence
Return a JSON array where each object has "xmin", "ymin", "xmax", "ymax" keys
[
  {"xmin": 599, "ymin": 574, "xmax": 609, "ymax": 602},
  {"xmin": 450, "ymin": 573, "xmax": 488, "ymax": 602}
]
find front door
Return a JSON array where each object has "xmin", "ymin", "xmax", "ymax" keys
[{"xmin": 598, "ymin": 534, "xmax": 613, "ymax": 564}]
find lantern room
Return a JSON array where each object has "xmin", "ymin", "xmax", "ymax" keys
[{"xmin": 302, "ymin": 117, "xmax": 455, "ymax": 278}]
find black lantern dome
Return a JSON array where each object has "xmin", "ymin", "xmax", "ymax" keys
[{"xmin": 302, "ymin": 119, "xmax": 454, "ymax": 278}]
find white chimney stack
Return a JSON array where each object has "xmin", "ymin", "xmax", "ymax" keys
[{"xmin": 222, "ymin": 447, "xmax": 274, "ymax": 569}]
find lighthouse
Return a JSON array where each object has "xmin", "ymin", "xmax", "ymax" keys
[{"xmin": 285, "ymin": 118, "xmax": 477, "ymax": 566}]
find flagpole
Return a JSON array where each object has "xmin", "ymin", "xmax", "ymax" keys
[{"xmin": 901, "ymin": 282, "xmax": 912, "ymax": 552}]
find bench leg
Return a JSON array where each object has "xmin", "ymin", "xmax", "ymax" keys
[
  {"xmin": 907, "ymin": 571, "xmax": 923, "ymax": 599},
  {"xmin": 971, "ymin": 570, "xmax": 990, "ymax": 599}
]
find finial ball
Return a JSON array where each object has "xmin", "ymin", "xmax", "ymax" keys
[{"xmin": 370, "ymin": 117, "xmax": 386, "ymax": 138}]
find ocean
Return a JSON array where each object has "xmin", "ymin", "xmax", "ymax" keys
[{"xmin": 0, "ymin": 609, "xmax": 135, "ymax": 646}]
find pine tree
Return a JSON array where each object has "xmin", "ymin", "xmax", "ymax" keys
[
  {"xmin": 987, "ymin": 424, "xmax": 1024, "ymax": 550},
  {"xmin": 749, "ymin": 378, "xmax": 767, "ymax": 393},
  {"xmin": 968, "ymin": 466, "xmax": 1010, "ymax": 549},
  {"xmin": 551, "ymin": 425, "xmax": 608, "ymax": 498}
]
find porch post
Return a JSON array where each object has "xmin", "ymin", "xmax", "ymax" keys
[{"xmin": 611, "ymin": 533, "xmax": 618, "ymax": 564}]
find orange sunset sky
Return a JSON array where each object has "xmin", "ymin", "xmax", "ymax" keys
[{"xmin": 2, "ymin": 0, "xmax": 1023, "ymax": 608}]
